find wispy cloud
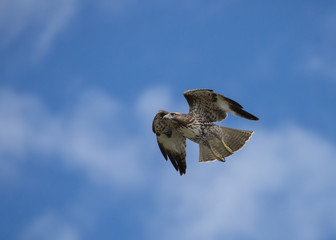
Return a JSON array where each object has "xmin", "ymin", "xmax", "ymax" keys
[
  {"xmin": 0, "ymin": 0, "xmax": 236, "ymax": 59},
  {"xmin": 0, "ymin": 0, "xmax": 78, "ymax": 57},
  {"xmin": 0, "ymin": 88, "xmax": 147, "ymax": 187},
  {"xmin": 34, "ymin": 0, "xmax": 78, "ymax": 57}
]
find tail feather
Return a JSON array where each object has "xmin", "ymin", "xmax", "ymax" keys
[
  {"xmin": 199, "ymin": 144, "xmax": 216, "ymax": 162},
  {"xmin": 220, "ymin": 126, "xmax": 253, "ymax": 152},
  {"xmin": 202, "ymin": 126, "xmax": 253, "ymax": 162}
]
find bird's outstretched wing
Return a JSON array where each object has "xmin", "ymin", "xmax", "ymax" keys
[
  {"xmin": 152, "ymin": 110, "xmax": 187, "ymax": 175},
  {"xmin": 183, "ymin": 89, "xmax": 259, "ymax": 122}
]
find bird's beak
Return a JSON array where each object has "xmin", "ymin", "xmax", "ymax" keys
[{"xmin": 163, "ymin": 114, "xmax": 170, "ymax": 120}]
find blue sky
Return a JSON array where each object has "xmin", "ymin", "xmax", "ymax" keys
[{"xmin": 1, "ymin": 0, "xmax": 336, "ymax": 239}]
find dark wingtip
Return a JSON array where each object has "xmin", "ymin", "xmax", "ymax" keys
[
  {"xmin": 166, "ymin": 151, "xmax": 187, "ymax": 175},
  {"xmin": 246, "ymin": 114, "xmax": 259, "ymax": 121},
  {"xmin": 230, "ymin": 105, "xmax": 259, "ymax": 121},
  {"xmin": 246, "ymin": 112, "xmax": 259, "ymax": 120},
  {"xmin": 179, "ymin": 168, "xmax": 186, "ymax": 176},
  {"xmin": 244, "ymin": 113, "xmax": 259, "ymax": 121}
]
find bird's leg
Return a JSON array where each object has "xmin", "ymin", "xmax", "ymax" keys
[
  {"xmin": 213, "ymin": 132, "xmax": 233, "ymax": 155},
  {"xmin": 210, "ymin": 147, "xmax": 225, "ymax": 162},
  {"xmin": 221, "ymin": 138, "xmax": 233, "ymax": 154}
]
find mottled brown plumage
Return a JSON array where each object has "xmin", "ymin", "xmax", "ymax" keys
[{"xmin": 152, "ymin": 89, "xmax": 259, "ymax": 175}]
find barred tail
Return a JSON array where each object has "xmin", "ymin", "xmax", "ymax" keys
[
  {"xmin": 199, "ymin": 144, "xmax": 216, "ymax": 162},
  {"xmin": 199, "ymin": 126, "xmax": 253, "ymax": 162}
]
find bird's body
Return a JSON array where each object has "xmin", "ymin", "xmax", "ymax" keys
[
  {"xmin": 179, "ymin": 120, "xmax": 218, "ymax": 144},
  {"xmin": 152, "ymin": 89, "xmax": 259, "ymax": 175}
]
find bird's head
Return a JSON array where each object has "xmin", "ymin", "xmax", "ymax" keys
[
  {"xmin": 163, "ymin": 112, "xmax": 191, "ymax": 126},
  {"xmin": 163, "ymin": 112, "xmax": 180, "ymax": 120}
]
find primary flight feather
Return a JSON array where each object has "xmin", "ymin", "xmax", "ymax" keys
[{"xmin": 152, "ymin": 89, "xmax": 259, "ymax": 175}]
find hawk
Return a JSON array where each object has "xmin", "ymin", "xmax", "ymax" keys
[{"xmin": 152, "ymin": 89, "xmax": 259, "ymax": 175}]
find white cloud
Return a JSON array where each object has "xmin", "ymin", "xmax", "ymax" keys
[
  {"xmin": 146, "ymin": 125, "xmax": 336, "ymax": 240},
  {"xmin": 136, "ymin": 86, "xmax": 173, "ymax": 123},
  {"xmin": 0, "ymin": 0, "xmax": 142, "ymax": 57},
  {"xmin": 0, "ymin": 88, "xmax": 147, "ymax": 187},
  {"xmin": 19, "ymin": 212, "xmax": 79, "ymax": 240},
  {"xmin": 0, "ymin": 0, "xmax": 78, "ymax": 56}
]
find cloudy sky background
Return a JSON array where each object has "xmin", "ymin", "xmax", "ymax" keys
[{"xmin": 1, "ymin": 0, "xmax": 336, "ymax": 239}]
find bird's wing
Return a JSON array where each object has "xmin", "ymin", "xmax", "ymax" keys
[
  {"xmin": 152, "ymin": 110, "xmax": 187, "ymax": 175},
  {"xmin": 183, "ymin": 89, "xmax": 259, "ymax": 122}
]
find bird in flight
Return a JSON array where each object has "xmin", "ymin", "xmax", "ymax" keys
[{"xmin": 152, "ymin": 89, "xmax": 259, "ymax": 175}]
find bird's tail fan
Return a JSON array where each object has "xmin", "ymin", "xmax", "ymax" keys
[
  {"xmin": 219, "ymin": 126, "xmax": 254, "ymax": 153},
  {"xmin": 200, "ymin": 127, "xmax": 253, "ymax": 162}
]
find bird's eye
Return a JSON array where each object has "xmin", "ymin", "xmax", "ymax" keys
[{"xmin": 171, "ymin": 113, "xmax": 175, "ymax": 116}]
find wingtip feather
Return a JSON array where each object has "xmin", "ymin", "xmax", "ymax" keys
[{"xmin": 230, "ymin": 105, "xmax": 259, "ymax": 121}]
